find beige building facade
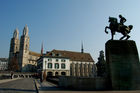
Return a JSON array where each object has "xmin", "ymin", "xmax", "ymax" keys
[{"xmin": 9, "ymin": 25, "xmax": 41, "ymax": 72}]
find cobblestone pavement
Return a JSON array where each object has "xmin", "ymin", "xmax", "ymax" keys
[{"xmin": 0, "ymin": 78, "xmax": 36, "ymax": 93}]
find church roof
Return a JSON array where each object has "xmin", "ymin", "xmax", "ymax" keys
[
  {"xmin": 0, "ymin": 58, "xmax": 8, "ymax": 62},
  {"xmin": 29, "ymin": 51, "xmax": 41, "ymax": 57},
  {"xmin": 46, "ymin": 49, "xmax": 94, "ymax": 62}
]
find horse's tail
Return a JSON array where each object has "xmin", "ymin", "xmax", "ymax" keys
[
  {"xmin": 129, "ymin": 25, "xmax": 133, "ymax": 30},
  {"xmin": 127, "ymin": 25, "xmax": 133, "ymax": 34}
]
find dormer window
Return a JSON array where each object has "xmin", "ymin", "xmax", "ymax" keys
[
  {"xmin": 56, "ymin": 54, "xmax": 59, "ymax": 56},
  {"xmin": 52, "ymin": 52, "xmax": 55, "ymax": 56},
  {"xmin": 59, "ymin": 53, "xmax": 61, "ymax": 56},
  {"xmin": 55, "ymin": 53, "xmax": 61, "ymax": 57}
]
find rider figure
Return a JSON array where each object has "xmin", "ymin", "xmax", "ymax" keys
[
  {"xmin": 119, "ymin": 15, "xmax": 126, "ymax": 25},
  {"xmin": 118, "ymin": 15, "xmax": 127, "ymax": 31}
]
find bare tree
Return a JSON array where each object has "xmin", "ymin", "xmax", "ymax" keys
[{"xmin": 8, "ymin": 56, "xmax": 19, "ymax": 71}]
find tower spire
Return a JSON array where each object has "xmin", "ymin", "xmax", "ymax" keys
[
  {"xmin": 81, "ymin": 41, "xmax": 84, "ymax": 53},
  {"xmin": 41, "ymin": 42, "xmax": 43, "ymax": 55},
  {"xmin": 23, "ymin": 24, "xmax": 29, "ymax": 36},
  {"xmin": 13, "ymin": 28, "xmax": 19, "ymax": 39}
]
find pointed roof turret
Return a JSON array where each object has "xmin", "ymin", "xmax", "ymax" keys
[
  {"xmin": 13, "ymin": 28, "xmax": 19, "ymax": 39},
  {"xmin": 23, "ymin": 24, "xmax": 29, "ymax": 36},
  {"xmin": 81, "ymin": 41, "xmax": 84, "ymax": 53},
  {"xmin": 41, "ymin": 42, "xmax": 43, "ymax": 55}
]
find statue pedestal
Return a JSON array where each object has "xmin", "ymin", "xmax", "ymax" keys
[{"xmin": 106, "ymin": 40, "xmax": 140, "ymax": 90}]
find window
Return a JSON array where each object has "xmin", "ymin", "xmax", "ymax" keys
[
  {"xmin": 56, "ymin": 59, "xmax": 59, "ymax": 62},
  {"xmin": 25, "ymin": 44, "xmax": 28, "ymax": 53},
  {"xmin": 56, "ymin": 54, "xmax": 59, "ymax": 56},
  {"xmin": 55, "ymin": 63, "xmax": 59, "ymax": 69},
  {"xmin": 52, "ymin": 53, "xmax": 55, "ymax": 56},
  {"xmin": 48, "ymin": 63, "xmax": 52, "ymax": 68},
  {"xmin": 48, "ymin": 58, "xmax": 52, "ymax": 61},
  {"xmin": 61, "ymin": 72, "xmax": 66, "ymax": 76},
  {"xmin": 61, "ymin": 63, "xmax": 65, "ymax": 69},
  {"xmin": 61, "ymin": 59, "xmax": 66, "ymax": 62}
]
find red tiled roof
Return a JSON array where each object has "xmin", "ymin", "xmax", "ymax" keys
[
  {"xmin": 46, "ymin": 49, "xmax": 94, "ymax": 62},
  {"xmin": 29, "ymin": 51, "xmax": 41, "ymax": 57}
]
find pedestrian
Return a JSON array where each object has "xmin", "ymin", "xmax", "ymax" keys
[{"xmin": 11, "ymin": 71, "xmax": 13, "ymax": 79}]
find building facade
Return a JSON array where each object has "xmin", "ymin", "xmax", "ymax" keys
[
  {"xmin": 37, "ymin": 56, "xmax": 70, "ymax": 76},
  {"xmin": 9, "ymin": 25, "xmax": 97, "ymax": 75},
  {"xmin": 37, "ymin": 49, "xmax": 96, "ymax": 77},
  {"xmin": 0, "ymin": 58, "xmax": 8, "ymax": 71},
  {"xmin": 9, "ymin": 25, "xmax": 41, "ymax": 72}
]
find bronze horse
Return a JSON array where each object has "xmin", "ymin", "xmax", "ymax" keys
[{"xmin": 105, "ymin": 17, "xmax": 133, "ymax": 40}]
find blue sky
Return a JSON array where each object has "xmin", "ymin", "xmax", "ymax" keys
[{"xmin": 0, "ymin": 0, "xmax": 140, "ymax": 62}]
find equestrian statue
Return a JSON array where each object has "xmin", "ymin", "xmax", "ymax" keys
[{"xmin": 105, "ymin": 15, "xmax": 133, "ymax": 40}]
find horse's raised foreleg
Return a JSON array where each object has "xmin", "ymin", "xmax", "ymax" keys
[{"xmin": 105, "ymin": 26, "xmax": 109, "ymax": 34}]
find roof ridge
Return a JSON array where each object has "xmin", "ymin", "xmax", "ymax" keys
[
  {"xmin": 29, "ymin": 51, "xmax": 40, "ymax": 54},
  {"xmin": 53, "ymin": 49, "xmax": 89, "ymax": 54}
]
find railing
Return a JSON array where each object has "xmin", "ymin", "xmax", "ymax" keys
[{"xmin": 0, "ymin": 72, "xmax": 38, "ymax": 79}]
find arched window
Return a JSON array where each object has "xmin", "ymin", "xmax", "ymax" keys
[
  {"xmin": 25, "ymin": 44, "xmax": 28, "ymax": 50},
  {"xmin": 25, "ymin": 44, "xmax": 28, "ymax": 53},
  {"xmin": 61, "ymin": 72, "xmax": 66, "ymax": 76},
  {"xmin": 55, "ymin": 72, "xmax": 59, "ymax": 76},
  {"xmin": 47, "ymin": 72, "xmax": 53, "ymax": 76}
]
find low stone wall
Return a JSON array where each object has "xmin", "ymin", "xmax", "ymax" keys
[
  {"xmin": 59, "ymin": 76, "xmax": 110, "ymax": 90},
  {"xmin": 0, "ymin": 74, "xmax": 11, "ymax": 80}
]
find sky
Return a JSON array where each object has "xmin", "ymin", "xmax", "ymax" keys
[{"xmin": 0, "ymin": 0, "xmax": 140, "ymax": 62}]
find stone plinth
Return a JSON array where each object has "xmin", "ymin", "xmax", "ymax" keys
[
  {"xmin": 59, "ymin": 76, "xmax": 110, "ymax": 90},
  {"xmin": 106, "ymin": 40, "xmax": 140, "ymax": 90}
]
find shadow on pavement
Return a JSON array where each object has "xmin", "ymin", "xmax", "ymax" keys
[
  {"xmin": 0, "ymin": 88, "xmax": 36, "ymax": 92},
  {"xmin": 39, "ymin": 86, "xmax": 64, "ymax": 91}
]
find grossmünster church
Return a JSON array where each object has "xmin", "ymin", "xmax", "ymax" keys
[
  {"xmin": 9, "ymin": 25, "xmax": 96, "ymax": 77},
  {"xmin": 9, "ymin": 25, "xmax": 41, "ymax": 72}
]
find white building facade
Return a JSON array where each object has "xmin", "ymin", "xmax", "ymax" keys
[
  {"xmin": 37, "ymin": 56, "xmax": 70, "ymax": 76},
  {"xmin": 37, "ymin": 49, "xmax": 96, "ymax": 77},
  {"xmin": 0, "ymin": 58, "xmax": 8, "ymax": 71}
]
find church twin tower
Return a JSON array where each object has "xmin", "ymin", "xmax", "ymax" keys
[{"xmin": 9, "ymin": 25, "xmax": 30, "ymax": 72}]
